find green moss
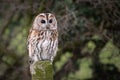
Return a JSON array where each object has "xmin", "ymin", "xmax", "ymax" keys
[{"xmin": 32, "ymin": 61, "xmax": 53, "ymax": 80}]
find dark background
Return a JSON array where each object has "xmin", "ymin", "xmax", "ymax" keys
[{"xmin": 0, "ymin": 0, "xmax": 120, "ymax": 80}]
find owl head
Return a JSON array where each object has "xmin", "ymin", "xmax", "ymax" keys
[{"xmin": 32, "ymin": 13, "xmax": 57, "ymax": 31}]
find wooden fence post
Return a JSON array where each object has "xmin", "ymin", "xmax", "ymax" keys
[{"xmin": 31, "ymin": 61, "xmax": 53, "ymax": 80}]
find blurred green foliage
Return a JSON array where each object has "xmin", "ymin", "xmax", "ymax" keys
[{"xmin": 0, "ymin": 0, "xmax": 120, "ymax": 80}]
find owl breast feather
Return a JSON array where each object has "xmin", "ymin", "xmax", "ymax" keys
[{"xmin": 36, "ymin": 30, "xmax": 57, "ymax": 61}]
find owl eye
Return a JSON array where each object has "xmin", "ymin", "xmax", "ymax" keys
[
  {"xmin": 41, "ymin": 20, "xmax": 46, "ymax": 23},
  {"xmin": 49, "ymin": 19, "xmax": 52, "ymax": 23}
]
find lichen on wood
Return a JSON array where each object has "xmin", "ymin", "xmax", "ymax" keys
[{"xmin": 32, "ymin": 61, "xmax": 53, "ymax": 80}]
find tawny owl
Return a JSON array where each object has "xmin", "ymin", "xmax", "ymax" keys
[{"xmin": 27, "ymin": 13, "xmax": 58, "ymax": 73}]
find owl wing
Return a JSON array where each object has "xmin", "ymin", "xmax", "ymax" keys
[
  {"xmin": 27, "ymin": 29, "xmax": 40, "ymax": 58},
  {"xmin": 27, "ymin": 28, "xmax": 32, "ymax": 51},
  {"xmin": 49, "ymin": 30, "xmax": 58, "ymax": 62},
  {"xmin": 52, "ymin": 38, "xmax": 58, "ymax": 60}
]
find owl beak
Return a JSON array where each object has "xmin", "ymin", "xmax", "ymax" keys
[{"xmin": 46, "ymin": 25, "xmax": 50, "ymax": 29}]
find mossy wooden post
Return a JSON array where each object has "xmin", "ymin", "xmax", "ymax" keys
[{"xmin": 31, "ymin": 61, "xmax": 53, "ymax": 80}]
